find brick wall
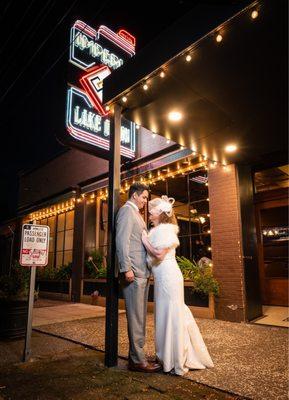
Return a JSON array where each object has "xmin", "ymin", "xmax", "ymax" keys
[{"xmin": 208, "ymin": 164, "xmax": 246, "ymax": 322}]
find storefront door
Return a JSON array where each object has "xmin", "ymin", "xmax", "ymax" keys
[
  {"xmin": 255, "ymin": 197, "xmax": 288, "ymax": 306},
  {"xmin": 254, "ymin": 164, "xmax": 289, "ymax": 306}
]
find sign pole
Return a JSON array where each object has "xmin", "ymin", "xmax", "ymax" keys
[
  {"xmin": 20, "ymin": 220, "xmax": 50, "ymax": 362},
  {"xmin": 22, "ymin": 264, "xmax": 36, "ymax": 362}
]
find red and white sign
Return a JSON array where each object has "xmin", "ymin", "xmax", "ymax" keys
[{"xmin": 20, "ymin": 224, "xmax": 50, "ymax": 267}]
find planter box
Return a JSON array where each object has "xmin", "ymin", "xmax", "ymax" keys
[
  {"xmin": 0, "ymin": 299, "xmax": 28, "ymax": 340},
  {"xmin": 36, "ymin": 279, "xmax": 71, "ymax": 301},
  {"xmin": 81, "ymin": 278, "xmax": 215, "ymax": 319}
]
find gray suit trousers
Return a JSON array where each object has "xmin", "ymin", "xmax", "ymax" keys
[{"xmin": 122, "ymin": 276, "xmax": 150, "ymax": 364}]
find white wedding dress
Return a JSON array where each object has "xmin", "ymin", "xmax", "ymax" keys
[{"xmin": 147, "ymin": 223, "xmax": 214, "ymax": 375}]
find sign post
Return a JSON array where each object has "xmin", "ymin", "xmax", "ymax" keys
[{"xmin": 20, "ymin": 223, "xmax": 49, "ymax": 362}]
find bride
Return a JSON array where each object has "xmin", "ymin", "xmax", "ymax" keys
[{"xmin": 141, "ymin": 195, "xmax": 214, "ymax": 376}]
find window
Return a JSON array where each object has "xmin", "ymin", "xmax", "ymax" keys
[
  {"xmin": 150, "ymin": 166, "xmax": 211, "ymax": 262},
  {"xmin": 55, "ymin": 210, "xmax": 74, "ymax": 268}
]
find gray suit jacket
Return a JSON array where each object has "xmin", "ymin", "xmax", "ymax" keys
[{"xmin": 116, "ymin": 202, "xmax": 150, "ymax": 278}]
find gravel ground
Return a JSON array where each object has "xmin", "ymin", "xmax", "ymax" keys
[{"xmin": 35, "ymin": 313, "xmax": 288, "ymax": 400}]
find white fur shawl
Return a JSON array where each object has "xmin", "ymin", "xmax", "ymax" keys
[{"xmin": 148, "ymin": 223, "xmax": 180, "ymax": 249}]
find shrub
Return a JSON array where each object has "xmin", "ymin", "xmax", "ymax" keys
[
  {"xmin": 0, "ymin": 260, "xmax": 31, "ymax": 300},
  {"xmin": 177, "ymin": 256, "xmax": 219, "ymax": 296},
  {"xmin": 85, "ymin": 250, "xmax": 106, "ymax": 279}
]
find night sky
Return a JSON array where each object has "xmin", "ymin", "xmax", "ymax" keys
[{"xmin": 0, "ymin": 0, "xmax": 241, "ymax": 222}]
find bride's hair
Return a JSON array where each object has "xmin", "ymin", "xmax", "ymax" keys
[
  {"xmin": 158, "ymin": 209, "xmax": 178, "ymax": 225},
  {"xmin": 149, "ymin": 196, "xmax": 178, "ymax": 225}
]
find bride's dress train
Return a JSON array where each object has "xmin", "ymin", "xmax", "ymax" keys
[{"xmin": 148, "ymin": 223, "xmax": 214, "ymax": 375}]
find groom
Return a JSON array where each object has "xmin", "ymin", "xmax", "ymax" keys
[{"xmin": 116, "ymin": 182, "xmax": 162, "ymax": 372}]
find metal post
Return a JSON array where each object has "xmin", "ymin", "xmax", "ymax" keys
[
  {"xmin": 71, "ymin": 198, "xmax": 86, "ymax": 302},
  {"xmin": 105, "ymin": 104, "xmax": 121, "ymax": 367},
  {"xmin": 23, "ymin": 264, "xmax": 36, "ymax": 362}
]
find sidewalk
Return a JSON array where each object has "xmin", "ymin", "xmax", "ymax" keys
[
  {"xmin": 0, "ymin": 332, "xmax": 246, "ymax": 400},
  {"xmin": 32, "ymin": 302, "xmax": 288, "ymax": 400}
]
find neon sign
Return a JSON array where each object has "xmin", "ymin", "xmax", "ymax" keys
[
  {"xmin": 69, "ymin": 20, "xmax": 135, "ymax": 71},
  {"xmin": 66, "ymin": 87, "xmax": 135, "ymax": 159},
  {"xmin": 65, "ymin": 20, "xmax": 136, "ymax": 159}
]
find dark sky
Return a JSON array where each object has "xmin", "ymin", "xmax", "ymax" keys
[{"xmin": 0, "ymin": 0, "xmax": 241, "ymax": 222}]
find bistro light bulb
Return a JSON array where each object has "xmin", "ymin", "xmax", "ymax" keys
[
  {"xmin": 216, "ymin": 34, "xmax": 223, "ymax": 43},
  {"xmin": 225, "ymin": 143, "xmax": 238, "ymax": 153},
  {"xmin": 166, "ymin": 139, "xmax": 170, "ymax": 144},
  {"xmin": 105, "ymin": 105, "xmax": 110, "ymax": 111},
  {"xmin": 168, "ymin": 111, "xmax": 183, "ymax": 122},
  {"xmin": 160, "ymin": 71, "xmax": 165, "ymax": 78},
  {"xmin": 143, "ymin": 83, "xmax": 149, "ymax": 90},
  {"xmin": 251, "ymin": 9, "xmax": 258, "ymax": 19},
  {"xmin": 185, "ymin": 54, "xmax": 192, "ymax": 62},
  {"xmin": 122, "ymin": 96, "xmax": 127, "ymax": 103}
]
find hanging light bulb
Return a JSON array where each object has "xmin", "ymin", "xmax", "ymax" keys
[
  {"xmin": 185, "ymin": 54, "xmax": 192, "ymax": 62},
  {"xmin": 216, "ymin": 33, "xmax": 223, "ymax": 43},
  {"xmin": 251, "ymin": 9, "xmax": 258, "ymax": 19},
  {"xmin": 160, "ymin": 70, "xmax": 165, "ymax": 78}
]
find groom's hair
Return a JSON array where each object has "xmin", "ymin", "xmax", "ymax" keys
[{"xmin": 129, "ymin": 182, "xmax": 149, "ymax": 198}]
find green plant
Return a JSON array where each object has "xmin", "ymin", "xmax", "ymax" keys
[
  {"xmin": 85, "ymin": 250, "xmax": 106, "ymax": 278},
  {"xmin": 0, "ymin": 260, "xmax": 30, "ymax": 300},
  {"xmin": 177, "ymin": 256, "xmax": 219, "ymax": 296},
  {"xmin": 37, "ymin": 265, "xmax": 57, "ymax": 280},
  {"xmin": 37, "ymin": 262, "xmax": 72, "ymax": 280},
  {"xmin": 55, "ymin": 262, "xmax": 72, "ymax": 280}
]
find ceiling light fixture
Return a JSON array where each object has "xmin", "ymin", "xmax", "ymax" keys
[
  {"xmin": 225, "ymin": 144, "xmax": 238, "ymax": 153},
  {"xmin": 168, "ymin": 111, "xmax": 183, "ymax": 122}
]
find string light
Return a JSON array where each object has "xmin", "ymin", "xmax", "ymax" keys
[
  {"xmin": 251, "ymin": 9, "xmax": 258, "ymax": 19},
  {"xmin": 160, "ymin": 70, "xmax": 165, "ymax": 78},
  {"xmin": 216, "ymin": 33, "xmax": 223, "ymax": 43},
  {"xmin": 29, "ymin": 197, "xmax": 78, "ymax": 221},
  {"xmin": 185, "ymin": 54, "xmax": 192, "ymax": 62},
  {"xmin": 122, "ymin": 96, "xmax": 127, "ymax": 103},
  {"xmin": 143, "ymin": 82, "xmax": 149, "ymax": 91}
]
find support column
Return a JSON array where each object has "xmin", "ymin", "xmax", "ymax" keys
[
  {"xmin": 105, "ymin": 104, "xmax": 121, "ymax": 367},
  {"xmin": 236, "ymin": 164, "xmax": 262, "ymax": 320},
  {"xmin": 71, "ymin": 198, "xmax": 86, "ymax": 302},
  {"xmin": 208, "ymin": 164, "xmax": 246, "ymax": 322}
]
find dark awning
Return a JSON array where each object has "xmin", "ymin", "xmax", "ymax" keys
[{"xmin": 103, "ymin": 0, "xmax": 288, "ymax": 165}]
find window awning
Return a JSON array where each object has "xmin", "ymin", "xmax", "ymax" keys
[{"xmin": 103, "ymin": 0, "xmax": 287, "ymax": 165}]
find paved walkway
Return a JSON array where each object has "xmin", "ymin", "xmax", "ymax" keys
[
  {"xmin": 34, "ymin": 307, "xmax": 288, "ymax": 400},
  {"xmin": 32, "ymin": 300, "xmax": 125, "ymax": 327},
  {"xmin": 252, "ymin": 305, "xmax": 289, "ymax": 328}
]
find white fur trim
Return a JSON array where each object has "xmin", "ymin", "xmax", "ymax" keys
[{"xmin": 148, "ymin": 223, "xmax": 180, "ymax": 249}]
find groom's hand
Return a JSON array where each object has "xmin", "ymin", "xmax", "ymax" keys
[{"xmin": 124, "ymin": 270, "xmax": 135, "ymax": 283}]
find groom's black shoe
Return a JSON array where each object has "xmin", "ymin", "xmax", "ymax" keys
[{"xmin": 128, "ymin": 359, "xmax": 162, "ymax": 373}]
